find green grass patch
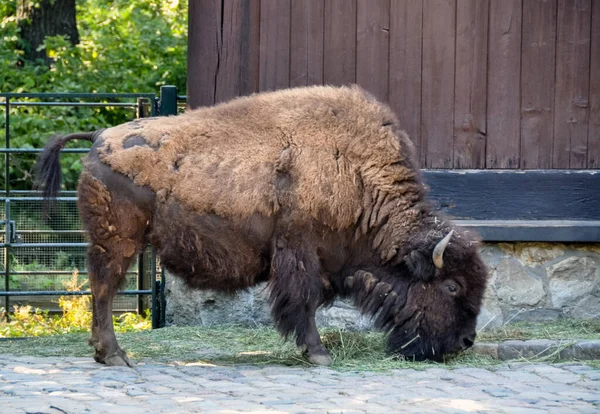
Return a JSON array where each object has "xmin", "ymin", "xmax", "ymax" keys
[
  {"xmin": 478, "ymin": 319, "xmax": 600, "ymax": 342},
  {"xmin": 2, "ymin": 319, "xmax": 598, "ymax": 371},
  {"xmin": 0, "ymin": 325, "xmax": 495, "ymax": 371}
]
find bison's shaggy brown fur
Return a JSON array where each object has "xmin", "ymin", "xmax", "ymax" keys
[
  {"xmin": 37, "ymin": 85, "xmax": 488, "ymax": 367},
  {"xmin": 98, "ymin": 86, "xmax": 422, "ymax": 244}
]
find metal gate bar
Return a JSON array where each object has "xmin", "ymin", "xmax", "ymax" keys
[{"xmin": 0, "ymin": 86, "xmax": 178, "ymax": 329}]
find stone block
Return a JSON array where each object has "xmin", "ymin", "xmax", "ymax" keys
[
  {"xmin": 570, "ymin": 296, "xmax": 600, "ymax": 319},
  {"xmin": 514, "ymin": 243, "xmax": 566, "ymax": 266},
  {"xmin": 165, "ymin": 276, "xmax": 272, "ymax": 327},
  {"xmin": 571, "ymin": 341, "xmax": 600, "ymax": 360},
  {"xmin": 477, "ymin": 295, "xmax": 504, "ymax": 330},
  {"xmin": 479, "ymin": 244, "xmax": 503, "ymax": 269},
  {"xmin": 482, "ymin": 387, "xmax": 514, "ymax": 397},
  {"xmin": 471, "ymin": 342, "xmax": 499, "ymax": 359},
  {"xmin": 493, "ymin": 258, "xmax": 546, "ymax": 306},
  {"xmin": 548, "ymin": 257, "xmax": 599, "ymax": 308},
  {"xmin": 166, "ymin": 273, "xmax": 373, "ymax": 330},
  {"xmin": 507, "ymin": 308, "xmax": 562, "ymax": 323},
  {"xmin": 316, "ymin": 299, "xmax": 374, "ymax": 331},
  {"xmin": 572, "ymin": 244, "xmax": 600, "ymax": 254},
  {"xmin": 498, "ymin": 340, "xmax": 571, "ymax": 360}
]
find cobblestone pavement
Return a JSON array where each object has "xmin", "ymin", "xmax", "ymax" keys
[{"xmin": 1, "ymin": 355, "xmax": 599, "ymax": 413}]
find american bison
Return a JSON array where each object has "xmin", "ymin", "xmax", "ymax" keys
[{"xmin": 37, "ymin": 85, "xmax": 487, "ymax": 367}]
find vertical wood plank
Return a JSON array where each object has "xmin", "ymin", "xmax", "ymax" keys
[
  {"xmin": 553, "ymin": 0, "xmax": 592, "ymax": 168},
  {"xmin": 290, "ymin": 0, "xmax": 324, "ymax": 87},
  {"xmin": 454, "ymin": 0, "xmax": 488, "ymax": 169},
  {"xmin": 186, "ymin": 0, "xmax": 221, "ymax": 108},
  {"xmin": 323, "ymin": 0, "xmax": 357, "ymax": 85},
  {"xmin": 520, "ymin": 0, "xmax": 557, "ymax": 169},
  {"xmin": 259, "ymin": 0, "xmax": 291, "ymax": 91},
  {"xmin": 421, "ymin": 0, "xmax": 456, "ymax": 169},
  {"xmin": 487, "ymin": 0, "xmax": 522, "ymax": 169},
  {"xmin": 589, "ymin": 0, "xmax": 600, "ymax": 168},
  {"xmin": 216, "ymin": 0, "xmax": 260, "ymax": 103},
  {"xmin": 389, "ymin": 1, "xmax": 423, "ymax": 163},
  {"xmin": 356, "ymin": 0, "xmax": 390, "ymax": 102}
]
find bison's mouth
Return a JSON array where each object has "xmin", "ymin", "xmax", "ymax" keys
[
  {"xmin": 386, "ymin": 325, "xmax": 472, "ymax": 362},
  {"xmin": 387, "ymin": 330, "xmax": 444, "ymax": 362}
]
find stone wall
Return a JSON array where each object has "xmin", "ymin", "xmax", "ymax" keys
[
  {"xmin": 165, "ymin": 243, "xmax": 600, "ymax": 331},
  {"xmin": 478, "ymin": 243, "xmax": 600, "ymax": 329}
]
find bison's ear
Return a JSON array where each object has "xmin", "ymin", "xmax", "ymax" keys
[{"xmin": 403, "ymin": 250, "xmax": 436, "ymax": 282}]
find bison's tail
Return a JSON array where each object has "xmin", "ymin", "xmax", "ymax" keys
[{"xmin": 35, "ymin": 131, "xmax": 100, "ymax": 215}]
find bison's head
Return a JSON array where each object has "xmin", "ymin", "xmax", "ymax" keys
[{"xmin": 347, "ymin": 228, "xmax": 488, "ymax": 362}]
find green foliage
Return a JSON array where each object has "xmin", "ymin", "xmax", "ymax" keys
[
  {"xmin": 1, "ymin": 0, "xmax": 187, "ymax": 93},
  {"xmin": 0, "ymin": 305, "xmax": 151, "ymax": 337},
  {"xmin": 0, "ymin": 0, "xmax": 187, "ymax": 191},
  {"xmin": 0, "ymin": 2, "xmax": 176, "ymax": 331},
  {"xmin": 0, "ymin": 269, "xmax": 151, "ymax": 337}
]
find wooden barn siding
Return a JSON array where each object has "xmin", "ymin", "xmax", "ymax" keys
[{"xmin": 187, "ymin": 0, "xmax": 600, "ymax": 170}]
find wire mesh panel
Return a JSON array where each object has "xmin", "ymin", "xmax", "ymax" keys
[{"xmin": 0, "ymin": 92, "xmax": 163, "ymax": 325}]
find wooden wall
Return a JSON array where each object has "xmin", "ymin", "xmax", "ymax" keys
[{"xmin": 187, "ymin": 0, "xmax": 600, "ymax": 170}]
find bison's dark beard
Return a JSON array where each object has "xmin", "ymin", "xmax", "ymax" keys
[
  {"xmin": 386, "ymin": 306, "xmax": 470, "ymax": 362},
  {"xmin": 387, "ymin": 325, "xmax": 446, "ymax": 362},
  {"xmin": 386, "ymin": 314, "xmax": 449, "ymax": 362},
  {"xmin": 344, "ymin": 271, "xmax": 465, "ymax": 361}
]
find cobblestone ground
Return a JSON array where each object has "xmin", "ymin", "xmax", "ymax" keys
[{"xmin": 1, "ymin": 355, "xmax": 599, "ymax": 413}]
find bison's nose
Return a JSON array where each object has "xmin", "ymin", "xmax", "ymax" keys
[{"xmin": 460, "ymin": 332, "xmax": 476, "ymax": 350}]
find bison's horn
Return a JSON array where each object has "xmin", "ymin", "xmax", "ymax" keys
[{"xmin": 432, "ymin": 229, "xmax": 454, "ymax": 269}]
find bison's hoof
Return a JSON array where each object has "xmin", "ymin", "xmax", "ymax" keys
[
  {"xmin": 104, "ymin": 355, "xmax": 132, "ymax": 368},
  {"xmin": 306, "ymin": 351, "xmax": 333, "ymax": 366},
  {"xmin": 97, "ymin": 349, "xmax": 132, "ymax": 367},
  {"xmin": 104, "ymin": 353, "xmax": 132, "ymax": 367}
]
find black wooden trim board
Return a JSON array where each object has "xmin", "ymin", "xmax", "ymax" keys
[{"xmin": 422, "ymin": 170, "xmax": 599, "ymax": 242}]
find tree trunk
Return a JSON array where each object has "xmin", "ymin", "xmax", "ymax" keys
[{"xmin": 17, "ymin": 0, "xmax": 79, "ymax": 63}]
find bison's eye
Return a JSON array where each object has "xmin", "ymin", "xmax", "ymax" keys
[
  {"xmin": 446, "ymin": 282, "xmax": 458, "ymax": 296},
  {"xmin": 440, "ymin": 279, "xmax": 460, "ymax": 297}
]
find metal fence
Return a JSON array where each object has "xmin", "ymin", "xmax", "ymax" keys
[{"xmin": 0, "ymin": 86, "xmax": 180, "ymax": 329}]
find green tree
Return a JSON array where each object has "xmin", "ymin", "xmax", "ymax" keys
[
  {"xmin": 0, "ymin": 0, "xmax": 188, "ymax": 191},
  {"xmin": 17, "ymin": 0, "xmax": 79, "ymax": 63}
]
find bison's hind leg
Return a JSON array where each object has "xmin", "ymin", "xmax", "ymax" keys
[
  {"xmin": 269, "ymin": 236, "xmax": 333, "ymax": 366},
  {"xmin": 78, "ymin": 171, "xmax": 150, "ymax": 367}
]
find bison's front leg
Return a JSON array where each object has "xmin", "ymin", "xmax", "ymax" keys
[
  {"xmin": 302, "ymin": 303, "xmax": 333, "ymax": 365},
  {"xmin": 269, "ymin": 236, "xmax": 332, "ymax": 366}
]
